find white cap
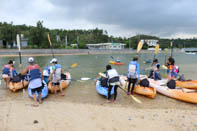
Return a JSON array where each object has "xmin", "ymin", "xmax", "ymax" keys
[
  {"xmin": 51, "ymin": 58, "xmax": 57, "ymax": 63},
  {"xmin": 28, "ymin": 57, "xmax": 34, "ymax": 63}
]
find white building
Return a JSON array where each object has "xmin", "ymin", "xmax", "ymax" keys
[
  {"xmin": 86, "ymin": 43, "xmax": 126, "ymax": 49},
  {"xmin": 142, "ymin": 39, "xmax": 159, "ymax": 47}
]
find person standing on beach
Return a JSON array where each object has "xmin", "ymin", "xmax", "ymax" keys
[
  {"xmin": 106, "ymin": 65, "xmax": 120, "ymax": 103},
  {"xmin": 2, "ymin": 60, "xmax": 17, "ymax": 88},
  {"xmin": 19, "ymin": 57, "xmax": 43, "ymax": 107},
  {"xmin": 48, "ymin": 58, "xmax": 64, "ymax": 96},
  {"xmin": 127, "ymin": 56, "xmax": 140, "ymax": 95}
]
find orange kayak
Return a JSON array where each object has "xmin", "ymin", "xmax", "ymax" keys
[
  {"xmin": 176, "ymin": 80, "xmax": 197, "ymax": 89},
  {"xmin": 120, "ymin": 76, "xmax": 156, "ymax": 99},
  {"xmin": 109, "ymin": 61, "xmax": 124, "ymax": 65},
  {"xmin": 149, "ymin": 79, "xmax": 197, "ymax": 104},
  {"xmin": 48, "ymin": 72, "xmax": 71, "ymax": 93},
  {"xmin": 9, "ymin": 81, "xmax": 28, "ymax": 92}
]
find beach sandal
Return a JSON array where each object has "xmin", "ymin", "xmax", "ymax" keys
[
  {"xmin": 61, "ymin": 93, "xmax": 65, "ymax": 96},
  {"xmin": 39, "ymin": 101, "xmax": 43, "ymax": 104}
]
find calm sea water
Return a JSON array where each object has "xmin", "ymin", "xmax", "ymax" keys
[{"xmin": 0, "ymin": 52, "xmax": 196, "ymax": 80}]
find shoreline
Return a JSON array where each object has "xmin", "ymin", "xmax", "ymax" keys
[{"xmin": 0, "ymin": 49, "xmax": 182, "ymax": 57}]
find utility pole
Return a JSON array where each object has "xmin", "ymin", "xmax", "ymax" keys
[
  {"xmin": 77, "ymin": 36, "xmax": 79, "ymax": 49},
  {"xmin": 65, "ymin": 35, "xmax": 68, "ymax": 48}
]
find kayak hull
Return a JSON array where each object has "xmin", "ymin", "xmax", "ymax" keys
[
  {"xmin": 109, "ymin": 61, "xmax": 124, "ymax": 65},
  {"xmin": 9, "ymin": 81, "xmax": 28, "ymax": 92},
  {"xmin": 28, "ymin": 82, "xmax": 48, "ymax": 99},
  {"xmin": 149, "ymin": 79, "xmax": 197, "ymax": 104},
  {"xmin": 120, "ymin": 76, "xmax": 156, "ymax": 99},
  {"xmin": 176, "ymin": 80, "xmax": 197, "ymax": 89},
  {"xmin": 96, "ymin": 80, "xmax": 114, "ymax": 98}
]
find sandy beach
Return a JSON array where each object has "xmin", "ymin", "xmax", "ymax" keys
[{"xmin": 0, "ymin": 81, "xmax": 197, "ymax": 131}]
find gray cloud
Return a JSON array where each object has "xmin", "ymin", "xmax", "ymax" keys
[{"xmin": 1, "ymin": 0, "xmax": 197, "ymax": 38}]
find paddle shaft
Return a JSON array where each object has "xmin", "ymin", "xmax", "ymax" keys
[
  {"xmin": 19, "ymin": 52, "xmax": 22, "ymax": 64},
  {"xmin": 48, "ymin": 34, "xmax": 55, "ymax": 58}
]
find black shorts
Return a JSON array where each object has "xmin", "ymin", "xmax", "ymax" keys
[
  {"xmin": 52, "ymin": 82, "xmax": 60, "ymax": 86},
  {"xmin": 31, "ymin": 86, "xmax": 42, "ymax": 94}
]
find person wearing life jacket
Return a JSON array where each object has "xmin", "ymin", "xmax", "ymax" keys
[
  {"xmin": 127, "ymin": 56, "xmax": 140, "ymax": 95},
  {"xmin": 19, "ymin": 57, "xmax": 43, "ymax": 107},
  {"xmin": 116, "ymin": 57, "xmax": 121, "ymax": 63},
  {"xmin": 2, "ymin": 60, "xmax": 17, "ymax": 88},
  {"xmin": 148, "ymin": 59, "xmax": 161, "ymax": 80},
  {"xmin": 106, "ymin": 65, "xmax": 120, "ymax": 103},
  {"xmin": 43, "ymin": 60, "xmax": 53, "ymax": 84},
  {"xmin": 48, "ymin": 58, "xmax": 64, "ymax": 96},
  {"xmin": 167, "ymin": 57, "xmax": 179, "ymax": 80}
]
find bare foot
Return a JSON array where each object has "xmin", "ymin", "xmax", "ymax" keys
[{"xmin": 106, "ymin": 100, "xmax": 111, "ymax": 103}]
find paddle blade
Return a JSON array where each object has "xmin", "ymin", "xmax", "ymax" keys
[
  {"xmin": 162, "ymin": 65, "xmax": 168, "ymax": 70},
  {"xmin": 130, "ymin": 95, "xmax": 142, "ymax": 104},
  {"xmin": 48, "ymin": 33, "xmax": 52, "ymax": 46},
  {"xmin": 137, "ymin": 41, "xmax": 143, "ymax": 53},
  {"xmin": 154, "ymin": 44, "xmax": 160, "ymax": 54},
  {"xmin": 98, "ymin": 72, "xmax": 107, "ymax": 78},
  {"xmin": 81, "ymin": 77, "xmax": 91, "ymax": 81},
  {"xmin": 16, "ymin": 34, "xmax": 21, "ymax": 51},
  {"xmin": 164, "ymin": 48, "xmax": 168, "ymax": 55},
  {"xmin": 71, "ymin": 63, "xmax": 78, "ymax": 68},
  {"xmin": 170, "ymin": 41, "xmax": 173, "ymax": 47}
]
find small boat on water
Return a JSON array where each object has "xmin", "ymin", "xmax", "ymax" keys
[
  {"xmin": 109, "ymin": 60, "xmax": 124, "ymax": 65},
  {"xmin": 149, "ymin": 78, "xmax": 197, "ymax": 104},
  {"xmin": 185, "ymin": 52, "xmax": 196, "ymax": 55}
]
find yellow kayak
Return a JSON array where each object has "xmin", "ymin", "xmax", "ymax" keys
[
  {"xmin": 9, "ymin": 80, "xmax": 28, "ymax": 92},
  {"xmin": 176, "ymin": 80, "xmax": 197, "ymax": 89},
  {"xmin": 109, "ymin": 61, "xmax": 124, "ymax": 65},
  {"xmin": 120, "ymin": 76, "xmax": 156, "ymax": 99}
]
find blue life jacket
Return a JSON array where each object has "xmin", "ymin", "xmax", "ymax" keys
[
  {"xmin": 2, "ymin": 64, "xmax": 17, "ymax": 77},
  {"xmin": 28, "ymin": 64, "xmax": 41, "ymax": 81}
]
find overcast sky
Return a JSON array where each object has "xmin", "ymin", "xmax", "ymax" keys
[{"xmin": 1, "ymin": 0, "xmax": 197, "ymax": 38}]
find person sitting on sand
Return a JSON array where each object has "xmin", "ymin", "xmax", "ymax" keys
[
  {"xmin": 127, "ymin": 56, "xmax": 140, "ymax": 95},
  {"xmin": 148, "ymin": 59, "xmax": 161, "ymax": 80},
  {"xmin": 48, "ymin": 58, "xmax": 64, "ymax": 96},
  {"xmin": 106, "ymin": 65, "xmax": 120, "ymax": 103},
  {"xmin": 2, "ymin": 60, "xmax": 17, "ymax": 88},
  {"xmin": 19, "ymin": 57, "xmax": 43, "ymax": 107}
]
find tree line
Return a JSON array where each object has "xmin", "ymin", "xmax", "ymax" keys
[{"xmin": 0, "ymin": 21, "xmax": 197, "ymax": 49}]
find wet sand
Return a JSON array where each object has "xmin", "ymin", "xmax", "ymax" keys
[{"xmin": 0, "ymin": 81, "xmax": 197, "ymax": 131}]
